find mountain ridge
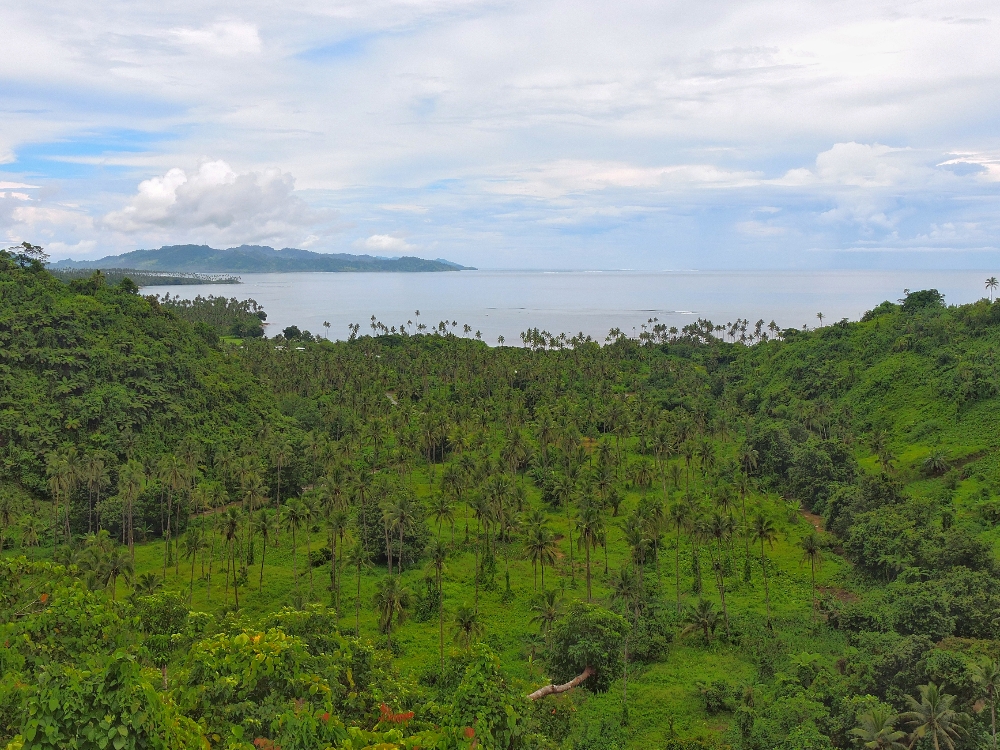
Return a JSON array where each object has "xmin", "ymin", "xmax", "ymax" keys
[{"xmin": 51, "ymin": 244, "xmax": 475, "ymax": 272}]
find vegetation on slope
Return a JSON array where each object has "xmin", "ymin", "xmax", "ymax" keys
[{"xmin": 4, "ymin": 251, "xmax": 1000, "ymax": 750}]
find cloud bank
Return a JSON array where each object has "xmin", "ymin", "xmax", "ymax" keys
[{"xmin": 0, "ymin": 0, "xmax": 998, "ymax": 267}]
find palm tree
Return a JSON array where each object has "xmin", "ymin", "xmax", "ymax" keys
[
  {"xmin": 373, "ymin": 575, "xmax": 411, "ymax": 650},
  {"xmin": 118, "ymin": 460, "xmax": 145, "ymax": 560},
  {"xmin": 0, "ymin": 490, "xmax": 17, "ymax": 554},
  {"xmin": 923, "ymin": 450, "xmax": 950, "ymax": 477},
  {"xmin": 705, "ymin": 510, "xmax": 731, "ymax": 636},
  {"xmin": 429, "ymin": 540, "xmax": 448, "ymax": 668},
  {"xmin": 326, "ymin": 508, "xmax": 349, "ymax": 612},
  {"xmin": 576, "ymin": 501, "xmax": 604, "ymax": 601},
  {"xmin": 799, "ymin": 530, "xmax": 824, "ymax": 622},
  {"xmin": 680, "ymin": 599, "xmax": 719, "ymax": 643},
  {"xmin": 282, "ymin": 499, "xmax": 308, "ymax": 597},
  {"xmin": 529, "ymin": 589, "xmax": 562, "ymax": 645},
  {"xmin": 252, "ymin": 508, "xmax": 274, "ymax": 592},
  {"xmin": 387, "ymin": 494, "xmax": 417, "ymax": 574},
  {"xmin": 900, "ymin": 682, "xmax": 968, "ymax": 750},
  {"xmin": 429, "ymin": 493, "xmax": 455, "ymax": 543},
  {"xmin": 751, "ymin": 511, "xmax": 778, "ymax": 629},
  {"xmin": 100, "ymin": 548, "xmax": 134, "ymax": 601},
  {"xmin": 525, "ymin": 524, "xmax": 557, "ymax": 590},
  {"xmin": 987, "ymin": 276, "xmax": 998, "ymax": 302},
  {"xmin": 159, "ymin": 453, "xmax": 187, "ymax": 579},
  {"xmin": 972, "ymin": 657, "xmax": 1000, "ymax": 750},
  {"xmin": 816, "ymin": 312, "xmax": 824, "ymax": 327},
  {"xmin": 134, "ymin": 572, "xmax": 163, "ymax": 596},
  {"xmin": 183, "ymin": 527, "xmax": 205, "ymax": 603},
  {"xmin": 850, "ymin": 707, "xmax": 906, "ymax": 750},
  {"xmin": 453, "ymin": 604, "xmax": 484, "ymax": 650},
  {"xmin": 346, "ymin": 541, "xmax": 374, "ymax": 635},
  {"xmin": 668, "ymin": 501, "xmax": 688, "ymax": 613},
  {"xmin": 301, "ymin": 494, "xmax": 318, "ymax": 600},
  {"xmin": 19, "ymin": 515, "xmax": 40, "ymax": 549},
  {"xmin": 222, "ymin": 506, "xmax": 243, "ymax": 610}
]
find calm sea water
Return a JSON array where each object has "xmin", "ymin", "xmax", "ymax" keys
[{"xmin": 141, "ymin": 270, "xmax": 995, "ymax": 343}]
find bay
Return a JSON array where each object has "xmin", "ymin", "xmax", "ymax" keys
[{"xmin": 141, "ymin": 269, "xmax": 996, "ymax": 343}]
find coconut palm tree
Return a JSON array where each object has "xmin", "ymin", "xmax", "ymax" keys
[
  {"xmin": 972, "ymin": 657, "xmax": 1000, "ymax": 750},
  {"xmin": 705, "ymin": 510, "xmax": 732, "ymax": 636},
  {"xmin": 429, "ymin": 493, "xmax": 455, "ymax": 543},
  {"xmin": 252, "ymin": 508, "xmax": 274, "ymax": 592},
  {"xmin": 453, "ymin": 604, "xmax": 484, "ymax": 650},
  {"xmin": 899, "ymin": 682, "xmax": 968, "ymax": 750},
  {"xmin": 183, "ymin": 527, "xmax": 205, "ymax": 603},
  {"xmin": 373, "ymin": 575, "xmax": 410, "ymax": 650},
  {"xmin": 799, "ymin": 530, "xmax": 824, "ymax": 622},
  {"xmin": 429, "ymin": 540, "xmax": 448, "ymax": 668},
  {"xmin": 282, "ymin": 499, "xmax": 308, "ymax": 597},
  {"xmin": 100, "ymin": 548, "xmax": 134, "ymax": 601},
  {"xmin": 751, "ymin": 511, "xmax": 778, "ymax": 629},
  {"xmin": 134, "ymin": 572, "xmax": 163, "ymax": 596},
  {"xmin": 0, "ymin": 490, "xmax": 17, "ymax": 554},
  {"xmin": 346, "ymin": 541, "xmax": 373, "ymax": 635},
  {"xmin": 987, "ymin": 276, "xmax": 998, "ymax": 302},
  {"xmin": 680, "ymin": 599, "xmax": 719, "ymax": 643},
  {"xmin": 923, "ymin": 450, "xmax": 950, "ymax": 477},
  {"xmin": 529, "ymin": 589, "xmax": 562, "ymax": 645},
  {"xmin": 326, "ymin": 507, "xmax": 349, "ymax": 611},
  {"xmin": 850, "ymin": 707, "xmax": 906, "ymax": 750},
  {"xmin": 19, "ymin": 515, "xmax": 40, "ymax": 549},
  {"xmin": 525, "ymin": 524, "xmax": 557, "ymax": 590},
  {"xmin": 222, "ymin": 506, "xmax": 243, "ymax": 610},
  {"xmin": 576, "ymin": 500, "xmax": 604, "ymax": 601}
]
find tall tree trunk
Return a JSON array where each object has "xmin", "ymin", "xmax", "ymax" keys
[
  {"xmin": 259, "ymin": 533, "xmax": 267, "ymax": 592},
  {"xmin": 760, "ymin": 541, "xmax": 771, "ymax": 628},
  {"xmin": 231, "ymin": 540, "xmax": 240, "ymax": 610},
  {"xmin": 675, "ymin": 525, "xmax": 682, "ymax": 614},
  {"xmin": 292, "ymin": 526, "xmax": 298, "ymax": 596},
  {"xmin": 355, "ymin": 562, "xmax": 362, "ymax": 635}
]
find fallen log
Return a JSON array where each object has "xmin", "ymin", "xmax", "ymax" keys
[{"xmin": 526, "ymin": 666, "xmax": 595, "ymax": 700}]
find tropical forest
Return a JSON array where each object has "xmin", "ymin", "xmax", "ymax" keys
[{"xmin": 6, "ymin": 241, "xmax": 1000, "ymax": 750}]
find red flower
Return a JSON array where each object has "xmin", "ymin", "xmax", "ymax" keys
[
  {"xmin": 39, "ymin": 593, "xmax": 49, "ymax": 604},
  {"xmin": 321, "ymin": 712, "xmax": 330, "ymax": 722},
  {"xmin": 464, "ymin": 727, "xmax": 475, "ymax": 739}
]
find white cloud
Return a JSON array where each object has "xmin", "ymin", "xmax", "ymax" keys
[
  {"xmin": 493, "ymin": 160, "xmax": 761, "ymax": 198},
  {"xmin": 776, "ymin": 143, "xmax": 923, "ymax": 188},
  {"xmin": 103, "ymin": 160, "xmax": 326, "ymax": 245},
  {"xmin": 168, "ymin": 21, "xmax": 262, "ymax": 56},
  {"xmin": 356, "ymin": 234, "xmax": 415, "ymax": 253}
]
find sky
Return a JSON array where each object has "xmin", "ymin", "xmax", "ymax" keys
[{"xmin": 1, "ymin": 0, "xmax": 1000, "ymax": 270}]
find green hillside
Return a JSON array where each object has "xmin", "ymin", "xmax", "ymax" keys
[{"xmin": 4, "ymin": 252, "xmax": 1000, "ymax": 750}]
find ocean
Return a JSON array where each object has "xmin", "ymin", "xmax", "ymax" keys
[{"xmin": 141, "ymin": 269, "xmax": 996, "ymax": 343}]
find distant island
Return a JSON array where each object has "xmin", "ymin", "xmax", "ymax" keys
[{"xmin": 50, "ymin": 244, "xmax": 475, "ymax": 273}]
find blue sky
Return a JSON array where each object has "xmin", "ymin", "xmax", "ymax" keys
[{"xmin": 2, "ymin": 1, "xmax": 1000, "ymax": 269}]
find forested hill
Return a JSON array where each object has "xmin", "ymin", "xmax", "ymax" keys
[
  {"xmin": 727, "ymin": 289, "xmax": 1000, "ymax": 511},
  {"xmin": 0, "ymin": 247, "xmax": 275, "ymax": 495},
  {"xmin": 51, "ymin": 244, "xmax": 474, "ymax": 272}
]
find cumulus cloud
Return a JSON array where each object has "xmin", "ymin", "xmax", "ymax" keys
[
  {"xmin": 355, "ymin": 234, "xmax": 415, "ymax": 253},
  {"xmin": 103, "ymin": 161, "xmax": 327, "ymax": 245},
  {"xmin": 777, "ymin": 143, "xmax": 926, "ymax": 188}
]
